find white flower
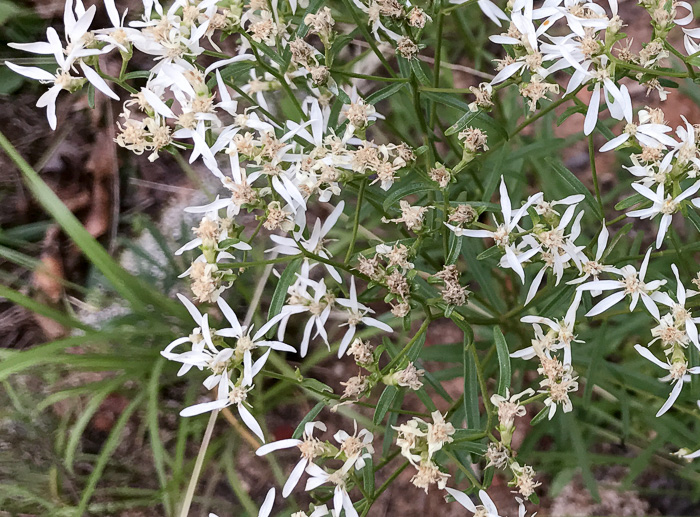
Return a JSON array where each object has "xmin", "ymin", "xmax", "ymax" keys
[
  {"xmin": 214, "ymin": 297, "xmax": 295, "ymax": 385},
  {"xmin": 335, "ymin": 277, "xmax": 393, "ymax": 357},
  {"xmin": 94, "ymin": 0, "xmax": 137, "ymax": 53},
  {"xmin": 268, "ymin": 202, "xmax": 345, "ymax": 283},
  {"xmin": 445, "ymin": 488, "xmax": 502, "ymax": 517},
  {"xmin": 277, "ymin": 263, "xmax": 335, "ymax": 357},
  {"xmin": 425, "ymin": 411, "xmax": 455, "ymax": 457},
  {"xmin": 349, "ymin": 0, "xmax": 401, "ymax": 41},
  {"xmin": 161, "ymin": 294, "xmax": 220, "ymax": 378},
  {"xmin": 7, "ymin": 2, "xmax": 118, "ymax": 129},
  {"xmin": 567, "ymin": 222, "xmax": 617, "ymax": 295},
  {"xmin": 490, "ymin": 388, "xmax": 535, "ymax": 429},
  {"xmin": 522, "ymin": 201, "xmax": 586, "ymax": 304},
  {"xmin": 683, "ymin": 27, "xmax": 700, "ymax": 55},
  {"xmin": 180, "ymin": 381, "xmax": 265, "ymax": 441},
  {"xmin": 684, "ymin": 447, "xmax": 700, "ymax": 460},
  {"xmin": 674, "ymin": 1, "xmax": 694, "ymax": 26},
  {"xmin": 634, "ymin": 345, "xmax": 700, "ymax": 417},
  {"xmin": 445, "ymin": 176, "xmax": 543, "ymax": 283},
  {"xmin": 652, "ymin": 264, "xmax": 700, "ymax": 350},
  {"xmin": 599, "ymin": 109, "xmax": 677, "ymax": 152},
  {"xmin": 256, "ymin": 421, "xmax": 327, "ymax": 497},
  {"xmin": 559, "ymin": 55, "xmax": 631, "ymax": 136},
  {"xmin": 578, "ymin": 248, "xmax": 666, "ymax": 319},
  {"xmin": 669, "ymin": 116, "xmax": 700, "ymax": 169},
  {"xmin": 475, "ymin": 0, "xmax": 509, "ymax": 27},
  {"xmin": 627, "ymin": 181, "xmax": 700, "ymax": 249},
  {"xmin": 175, "ymin": 211, "xmax": 252, "ymax": 257},
  {"xmin": 305, "ymin": 464, "xmax": 358, "ymax": 517},
  {"xmin": 333, "ymin": 422, "xmax": 374, "ymax": 470},
  {"xmin": 520, "ymin": 290, "xmax": 583, "ymax": 365}
]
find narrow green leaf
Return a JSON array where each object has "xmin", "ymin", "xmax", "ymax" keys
[
  {"xmin": 449, "ymin": 441, "xmax": 487, "ymax": 455},
  {"xmin": 382, "ymin": 181, "xmax": 434, "ymax": 210},
  {"xmin": 64, "ymin": 379, "xmax": 123, "ymax": 473},
  {"xmin": 530, "ymin": 406, "xmax": 550, "ymax": 426},
  {"xmin": 147, "ymin": 358, "xmax": 172, "ymax": 514},
  {"xmin": 494, "ymin": 326, "xmax": 511, "ymax": 397},
  {"xmin": 493, "ymin": 327, "xmax": 512, "ymax": 397},
  {"xmin": 547, "ymin": 158, "xmax": 603, "ymax": 220},
  {"xmin": 687, "ymin": 209, "xmax": 700, "ymax": 233},
  {"xmin": 420, "ymin": 90, "xmax": 470, "ymax": 111},
  {"xmin": 268, "ymin": 257, "xmax": 302, "ymax": 320},
  {"xmin": 557, "ymin": 105, "xmax": 585, "ymax": 125},
  {"xmin": 301, "ymin": 377, "xmax": 333, "ymax": 393},
  {"xmin": 0, "ymin": 131, "xmax": 185, "ymax": 317},
  {"xmin": 601, "ymin": 222, "xmax": 633, "ymax": 261},
  {"xmin": 382, "ymin": 391, "xmax": 404, "ymax": 456},
  {"xmin": 614, "ymin": 193, "xmax": 646, "ymax": 211},
  {"xmin": 76, "ymin": 393, "xmax": 145, "ymax": 515},
  {"xmin": 461, "ymin": 239, "xmax": 506, "ymax": 312},
  {"xmin": 0, "ymin": 284, "xmax": 91, "ymax": 331},
  {"xmin": 410, "ymin": 59, "xmax": 431, "ymax": 85},
  {"xmin": 445, "ymin": 110, "xmax": 480, "ymax": 136},
  {"xmin": 476, "ymin": 245, "xmax": 500, "ymax": 261},
  {"xmin": 621, "ymin": 433, "xmax": 664, "ymax": 490},
  {"xmin": 122, "ymin": 70, "xmax": 152, "ymax": 81},
  {"xmin": 406, "ymin": 331, "xmax": 428, "ymax": 362},
  {"xmin": 366, "ymin": 82, "xmax": 407, "ymax": 105},
  {"xmin": 373, "ymin": 385, "xmax": 399, "ymax": 424},
  {"xmin": 87, "ymin": 83, "xmax": 95, "ymax": 109},
  {"xmin": 0, "ymin": 333, "xmax": 132, "ymax": 382},
  {"xmin": 292, "ymin": 401, "xmax": 326, "ymax": 439},
  {"xmin": 583, "ymin": 330, "xmax": 607, "ymax": 406},
  {"xmin": 446, "ymin": 232, "xmax": 462, "ymax": 265},
  {"xmin": 565, "ymin": 412, "xmax": 600, "ymax": 501},
  {"xmin": 362, "ymin": 456, "xmax": 375, "ymax": 495},
  {"xmin": 462, "ymin": 327, "xmax": 480, "ymax": 430}
]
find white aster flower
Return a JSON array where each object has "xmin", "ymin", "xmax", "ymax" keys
[
  {"xmin": 445, "ymin": 488, "xmax": 502, "ymax": 517},
  {"xmin": 520, "ymin": 290, "xmax": 583, "ymax": 365},
  {"xmin": 634, "ymin": 344, "xmax": 700, "ymax": 417},
  {"xmin": 652, "ymin": 264, "xmax": 700, "ymax": 350},
  {"xmin": 446, "ymin": 176, "xmax": 543, "ymax": 283},
  {"xmin": 268, "ymin": 202, "xmax": 345, "ymax": 283},
  {"xmin": 256, "ymin": 421, "xmax": 328, "ymax": 497},
  {"xmin": 305, "ymin": 464, "xmax": 358, "ymax": 517},
  {"xmin": 599, "ymin": 109, "xmax": 677, "ymax": 152},
  {"xmin": 578, "ymin": 248, "xmax": 666, "ymax": 319},
  {"xmin": 627, "ymin": 181, "xmax": 700, "ymax": 249},
  {"xmin": 335, "ymin": 277, "xmax": 393, "ymax": 357}
]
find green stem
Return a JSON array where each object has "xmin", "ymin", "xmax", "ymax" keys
[
  {"xmin": 429, "ymin": 6, "xmax": 445, "ymax": 129},
  {"xmin": 331, "ymin": 69, "xmax": 409, "ymax": 82},
  {"xmin": 444, "ymin": 450, "xmax": 483, "ymax": 488},
  {"xmin": 359, "ymin": 461, "xmax": 409, "ymax": 516},
  {"xmin": 588, "ymin": 134, "xmax": 604, "ymax": 215},
  {"xmin": 471, "ymin": 345, "xmax": 493, "ymax": 430},
  {"xmin": 95, "ymin": 66, "xmax": 137, "ymax": 95},
  {"xmin": 345, "ymin": 180, "xmax": 367, "ymax": 264},
  {"xmin": 510, "ymin": 85, "xmax": 584, "ymax": 138},
  {"xmin": 341, "ymin": 0, "xmax": 397, "ymax": 77},
  {"xmin": 383, "ymin": 318, "xmax": 431, "ymax": 373},
  {"xmin": 664, "ymin": 40, "xmax": 696, "ymax": 78},
  {"xmin": 223, "ymin": 254, "xmax": 303, "ymax": 272},
  {"xmin": 608, "ymin": 53, "xmax": 689, "ymax": 78},
  {"xmin": 442, "ymin": 187, "xmax": 450, "ymax": 259}
]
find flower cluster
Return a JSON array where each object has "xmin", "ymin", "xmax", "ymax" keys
[
  {"xmin": 8, "ymin": 0, "xmax": 700, "ymax": 515},
  {"xmin": 394, "ymin": 411, "xmax": 455, "ymax": 492}
]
